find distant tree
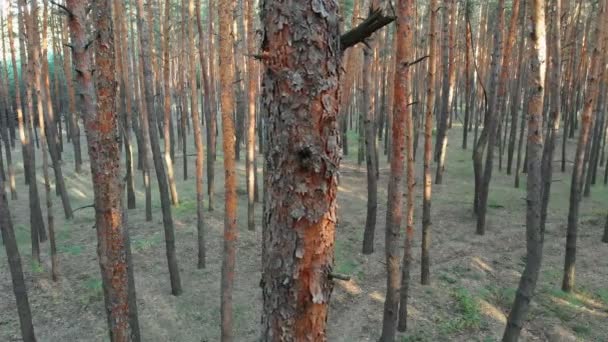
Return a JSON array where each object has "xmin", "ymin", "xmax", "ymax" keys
[{"xmin": 135, "ymin": 0, "xmax": 182, "ymax": 296}]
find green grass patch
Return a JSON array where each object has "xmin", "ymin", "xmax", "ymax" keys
[
  {"xmin": 439, "ymin": 287, "xmax": 483, "ymax": 335},
  {"xmin": 334, "ymin": 239, "xmax": 359, "ymax": 277},
  {"xmin": 174, "ymin": 199, "xmax": 198, "ymax": 216},
  {"xmin": 83, "ymin": 277, "xmax": 104, "ymax": 303},
  {"xmin": 402, "ymin": 332, "xmax": 431, "ymax": 342},
  {"xmin": 481, "ymin": 285, "xmax": 516, "ymax": 309},
  {"xmin": 596, "ymin": 288, "xmax": 608, "ymax": 305},
  {"xmin": 31, "ymin": 260, "xmax": 44, "ymax": 274},
  {"xmin": 132, "ymin": 233, "xmax": 163, "ymax": 251},
  {"xmin": 571, "ymin": 324, "xmax": 592, "ymax": 338},
  {"xmin": 59, "ymin": 244, "xmax": 84, "ymax": 256}
]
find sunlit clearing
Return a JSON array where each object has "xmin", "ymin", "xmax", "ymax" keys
[
  {"xmin": 471, "ymin": 256, "xmax": 494, "ymax": 274},
  {"xmin": 337, "ymin": 279, "xmax": 362, "ymax": 295},
  {"xmin": 369, "ymin": 291, "xmax": 385, "ymax": 303},
  {"xmin": 69, "ymin": 186, "xmax": 88, "ymax": 199},
  {"xmin": 478, "ymin": 299, "xmax": 506, "ymax": 324}
]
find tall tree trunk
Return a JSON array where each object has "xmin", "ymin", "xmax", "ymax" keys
[
  {"xmin": 380, "ymin": 0, "xmax": 413, "ymax": 339},
  {"xmin": 245, "ymin": 0, "xmax": 258, "ymax": 231},
  {"xmin": 7, "ymin": 8, "xmax": 28, "ymax": 190},
  {"xmin": 61, "ymin": 16, "xmax": 82, "ymax": 174},
  {"xmin": 540, "ymin": 0, "xmax": 562, "ymax": 233},
  {"xmin": 260, "ymin": 0, "xmax": 342, "ymax": 339},
  {"xmin": 135, "ymin": 0, "xmax": 183, "ymax": 296},
  {"xmin": 434, "ymin": 0, "xmax": 456, "ymax": 184},
  {"xmin": 507, "ymin": 3, "xmax": 527, "ymax": 176},
  {"xmin": 502, "ymin": 0, "xmax": 548, "ymax": 339},
  {"xmin": 362, "ymin": 32, "xmax": 378, "ymax": 255},
  {"xmin": 397, "ymin": 0, "xmax": 416, "ymax": 329},
  {"xmin": 20, "ymin": 0, "xmax": 47, "ymax": 263},
  {"xmin": 163, "ymin": 0, "xmax": 179, "ymax": 206},
  {"xmin": 188, "ymin": 0, "xmax": 206, "ymax": 270},
  {"xmin": 421, "ymin": 0, "xmax": 438, "ymax": 286},
  {"xmin": 218, "ymin": 0, "xmax": 238, "ymax": 339},
  {"xmin": 562, "ymin": 0, "xmax": 606, "ymax": 293},
  {"xmin": 476, "ymin": 0, "xmax": 518, "ymax": 235},
  {"xmin": 66, "ymin": 0, "xmax": 140, "ymax": 339},
  {"xmin": 0, "ymin": 177, "xmax": 36, "ymax": 342},
  {"xmin": 206, "ymin": 0, "xmax": 218, "ymax": 211}
]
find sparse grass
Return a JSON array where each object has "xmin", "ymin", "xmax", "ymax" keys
[
  {"xmin": 439, "ymin": 272, "xmax": 458, "ymax": 284},
  {"xmin": 402, "ymin": 331, "xmax": 431, "ymax": 342},
  {"xmin": 596, "ymin": 288, "xmax": 608, "ymax": 305},
  {"xmin": 334, "ymin": 239, "xmax": 359, "ymax": 277},
  {"xmin": 31, "ymin": 260, "xmax": 44, "ymax": 274},
  {"xmin": 59, "ymin": 244, "xmax": 83, "ymax": 256},
  {"xmin": 571, "ymin": 323, "xmax": 592, "ymax": 338},
  {"xmin": 83, "ymin": 278, "xmax": 103, "ymax": 303},
  {"xmin": 132, "ymin": 232, "xmax": 163, "ymax": 251},
  {"xmin": 439, "ymin": 287, "xmax": 483, "ymax": 335},
  {"xmin": 482, "ymin": 285, "xmax": 516, "ymax": 309}
]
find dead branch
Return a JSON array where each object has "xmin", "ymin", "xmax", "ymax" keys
[{"xmin": 340, "ymin": 7, "xmax": 396, "ymax": 52}]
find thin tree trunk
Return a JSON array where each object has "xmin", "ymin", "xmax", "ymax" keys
[
  {"xmin": 362, "ymin": 35, "xmax": 378, "ymax": 255},
  {"xmin": 0, "ymin": 177, "xmax": 36, "ymax": 342},
  {"xmin": 163, "ymin": 0, "xmax": 179, "ymax": 206},
  {"xmin": 188, "ymin": 0, "xmax": 206, "ymax": 270},
  {"xmin": 245, "ymin": 0, "xmax": 257, "ymax": 231},
  {"xmin": 421, "ymin": 0, "xmax": 438, "ymax": 287},
  {"xmin": 562, "ymin": 0, "xmax": 606, "ymax": 293},
  {"xmin": 135, "ymin": 0, "xmax": 183, "ymax": 296}
]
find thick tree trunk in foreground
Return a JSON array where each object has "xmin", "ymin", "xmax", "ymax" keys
[
  {"xmin": 135, "ymin": 0, "xmax": 182, "ymax": 296},
  {"xmin": 502, "ymin": 0, "xmax": 547, "ymax": 339},
  {"xmin": 260, "ymin": 0, "xmax": 341, "ymax": 340},
  {"xmin": 66, "ymin": 0, "xmax": 140, "ymax": 340},
  {"xmin": 0, "ymin": 177, "xmax": 36, "ymax": 342},
  {"xmin": 562, "ymin": 0, "xmax": 606, "ymax": 293},
  {"xmin": 218, "ymin": 0, "xmax": 238, "ymax": 339}
]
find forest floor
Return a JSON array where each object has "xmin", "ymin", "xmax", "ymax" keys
[{"xmin": 1, "ymin": 126, "xmax": 607, "ymax": 342}]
